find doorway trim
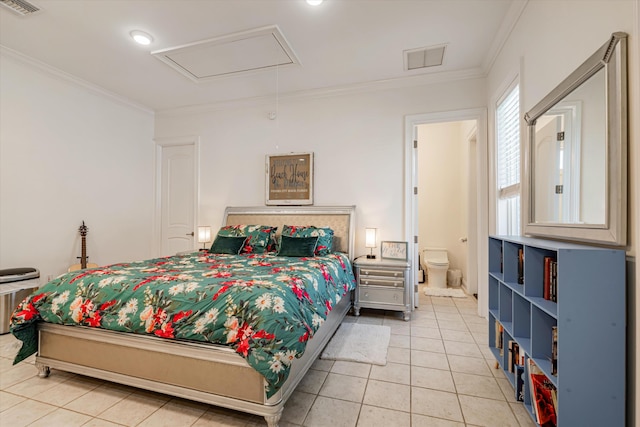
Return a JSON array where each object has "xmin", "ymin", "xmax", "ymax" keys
[
  {"xmin": 153, "ymin": 135, "xmax": 200, "ymax": 257},
  {"xmin": 405, "ymin": 108, "xmax": 489, "ymax": 317}
]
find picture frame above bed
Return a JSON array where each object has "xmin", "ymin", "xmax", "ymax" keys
[{"xmin": 266, "ymin": 152, "xmax": 314, "ymax": 205}]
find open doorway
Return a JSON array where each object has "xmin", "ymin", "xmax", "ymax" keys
[
  {"xmin": 405, "ymin": 109, "xmax": 489, "ymax": 318},
  {"xmin": 416, "ymin": 120, "xmax": 476, "ymax": 296}
]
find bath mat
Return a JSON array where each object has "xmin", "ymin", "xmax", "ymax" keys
[
  {"xmin": 321, "ymin": 323, "xmax": 390, "ymax": 365},
  {"xmin": 424, "ymin": 287, "xmax": 467, "ymax": 298}
]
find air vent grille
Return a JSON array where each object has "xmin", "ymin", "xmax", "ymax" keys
[
  {"xmin": 404, "ymin": 45, "xmax": 446, "ymax": 71},
  {"xmin": 0, "ymin": 0, "xmax": 40, "ymax": 15}
]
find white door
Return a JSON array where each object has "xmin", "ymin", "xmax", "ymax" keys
[{"xmin": 159, "ymin": 144, "xmax": 196, "ymax": 256}]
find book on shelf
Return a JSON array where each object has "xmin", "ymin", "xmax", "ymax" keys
[
  {"xmin": 543, "ymin": 256, "xmax": 558, "ymax": 302},
  {"xmin": 508, "ymin": 340, "xmax": 514, "ymax": 372},
  {"xmin": 516, "ymin": 365, "xmax": 525, "ymax": 402},
  {"xmin": 508, "ymin": 341, "xmax": 520, "ymax": 373},
  {"xmin": 551, "ymin": 326, "xmax": 558, "ymax": 376},
  {"xmin": 495, "ymin": 323, "xmax": 504, "ymax": 355},
  {"xmin": 517, "ymin": 248, "xmax": 524, "ymax": 284},
  {"xmin": 528, "ymin": 359, "xmax": 558, "ymax": 426}
]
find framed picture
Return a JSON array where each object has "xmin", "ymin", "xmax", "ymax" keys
[
  {"xmin": 265, "ymin": 152, "xmax": 314, "ymax": 205},
  {"xmin": 381, "ymin": 241, "xmax": 408, "ymax": 261}
]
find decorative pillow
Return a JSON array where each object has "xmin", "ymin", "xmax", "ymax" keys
[
  {"xmin": 217, "ymin": 225, "xmax": 278, "ymax": 254},
  {"xmin": 277, "ymin": 235, "xmax": 319, "ymax": 257},
  {"xmin": 209, "ymin": 235, "xmax": 248, "ymax": 255},
  {"xmin": 281, "ymin": 225, "xmax": 334, "ymax": 256}
]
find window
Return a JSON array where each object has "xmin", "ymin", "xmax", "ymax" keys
[{"xmin": 496, "ymin": 83, "xmax": 521, "ymax": 235}]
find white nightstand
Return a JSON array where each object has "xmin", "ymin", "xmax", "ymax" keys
[{"xmin": 353, "ymin": 257, "xmax": 411, "ymax": 321}]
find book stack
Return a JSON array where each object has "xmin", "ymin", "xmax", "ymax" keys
[
  {"xmin": 517, "ymin": 248, "xmax": 524, "ymax": 284},
  {"xmin": 543, "ymin": 256, "xmax": 558, "ymax": 302},
  {"xmin": 551, "ymin": 326, "xmax": 558, "ymax": 376},
  {"xmin": 507, "ymin": 340, "xmax": 526, "ymax": 402},
  {"xmin": 495, "ymin": 323, "xmax": 504, "ymax": 356},
  {"xmin": 528, "ymin": 359, "xmax": 558, "ymax": 426}
]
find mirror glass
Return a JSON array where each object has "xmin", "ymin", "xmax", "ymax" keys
[
  {"xmin": 524, "ymin": 32, "xmax": 627, "ymax": 245},
  {"xmin": 532, "ymin": 68, "xmax": 606, "ymax": 225}
]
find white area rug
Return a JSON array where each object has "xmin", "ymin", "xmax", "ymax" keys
[
  {"xmin": 424, "ymin": 287, "xmax": 467, "ymax": 298},
  {"xmin": 321, "ymin": 323, "xmax": 391, "ymax": 365}
]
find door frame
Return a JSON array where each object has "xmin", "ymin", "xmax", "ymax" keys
[
  {"xmin": 153, "ymin": 135, "xmax": 200, "ymax": 257},
  {"xmin": 404, "ymin": 108, "xmax": 489, "ymax": 317}
]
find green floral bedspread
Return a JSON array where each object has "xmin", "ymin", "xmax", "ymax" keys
[{"xmin": 10, "ymin": 251, "xmax": 356, "ymax": 397}]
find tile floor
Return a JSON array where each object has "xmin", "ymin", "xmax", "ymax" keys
[{"xmin": 0, "ymin": 287, "xmax": 536, "ymax": 427}]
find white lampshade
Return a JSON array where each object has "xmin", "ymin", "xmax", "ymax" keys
[
  {"xmin": 365, "ymin": 228, "xmax": 377, "ymax": 248},
  {"xmin": 197, "ymin": 226, "xmax": 212, "ymax": 244}
]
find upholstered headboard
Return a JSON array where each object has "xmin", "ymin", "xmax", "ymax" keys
[{"xmin": 222, "ymin": 206, "xmax": 356, "ymax": 260}]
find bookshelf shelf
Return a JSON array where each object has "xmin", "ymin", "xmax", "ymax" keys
[{"xmin": 488, "ymin": 235, "xmax": 626, "ymax": 426}]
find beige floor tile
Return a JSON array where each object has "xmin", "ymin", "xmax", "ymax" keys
[
  {"xmin": 296, "ymin": 368, "xmax": 329, "ymax": 394},
  {"xmin": 357, "ymin": 405, "xmax": 410, "ymax": 427},
  {"xmin": 318, "ymin": 372, "xmax": 367, "ymax": 402},
  {"xmin": 440, "ymin": 329, "xmax": 475, "ymax": 343},
  {"xmin": 385, "ymin": 322, "xmax": 411, "ymax": 336},
  {"xmin": 435, "ymin": 312, "xmax": 465, "ymax": 323},
  {"xmin": 137, "ymin": 398, "xmax": 209, "ymax": 427},
  {"xmin": 356, "ymin": 316, "xmax": 384, "ymax": 326},
  {"xmin": 362, "ymin": 379, "xmax": 410, "ymax": 412},
  {"xmin": 281, "ymin": 390, "xmax": 316, "ymax": 425},
  {"xmin": 410, "ymin": 386, "xmax": 463, "ymax": 422},
  {"xmin": 5, "ymin": 369, "xmax": 74, "ymax": 398},
  {"xmin": 447, "ymin": 354, "xmax": 493, "ymax": 377},
  {"xmin": 82, "ymin": 419, "xmax": 126, "ymax": 427},
  {"xmin": 458, "ymin": 394, "xmax": 520, "ymax": 427},
  {"xmin": 369, "ymin": 362, "xmax": 410, "ymax": 385},
  {"xmin": 496, "ymin": 376, "xmax": 518, "ymax": 402},
  {"xmin": 462, "ymin": 313, "xmax": 488, "ymax": 325},
  {"xmin": 509, "ymin": 402, "xmax": 537, "ymax": 427},
  {"xmin": 0, "ymin": 356, "xmax": 15, "ymax": 372},
  {"xmin": 312, "ymin": 357, "xmax": 335, "ymax": 372},
  {"xmin": 410, "ymin": 325, "xmax": 442, "ymax": 339},
  {"xmin": 433, "ymin": 304, "xmax": 460, "ymax": 313},
  {"xmin": 304, "ymin": 396, "xmax": 360, "ymax": 427},
  {"xmin": 411, "ymin": 413, "xmax": 466, "ymax": 426},
  {"xmin": 63, "ymin": 383, "xmax": 131, "ymax": 417},
  {"xmin": 411, "ymin": 336, "xmax": 445, "ymax": 353},
  {"xmin": 29, "ymin": 407, "xmax": 92, "ymax": 427},
  {"xmin": 0, "ymin": 362, "xmax": 38, "ymax": 390},
  {"xmin": 411, "ymin": 366, "xmax": 456, "ymax": 392},
  {"xmin": 437, "ymin": 319, "xmax": 470, "ymax": 332},
  {"xmin": 329, "ymin": 360, "xmax": 371, "ymax": 378},
  {"xmin": 387, "ymin": 346, "xmax": 410, "ymax": 364},
  {"xmin": 389, "ymin": 333, "xmax": 411, "ymax": 349},
  {"xmin": 192, "ymin": 406, "xmax": 262, "ymax": 426},
  {"xmin": 430, "ymin": 297, "xmax": 456, "ymax": 306},
  {"xmin": 410, "ymin": 317, "xmax": 439, "ymax": 329},
  {"xmin": 0, "ymin": 389, "xmax": 26, "ymax": 411},
  {"xmin": 30, "ymin": 375, "xmax": 101, "ymax": 406},
  {"xmin": 411, "ymin": 349, "xmax": 450, "ymax": 371},
  {"xmin": 443, "ymin": 340, "xmax": 483, "ymax": 358},
  {"xmin": 97, "ymin": 391, "xmax": 168, "ymax": 426},
  {"xmin": 453, "ymin": 372, "xmax": 505, "ymax": 400},
  {"xmin": 0, "ymin": 398, "xmax": 57, "ymax": 427}
]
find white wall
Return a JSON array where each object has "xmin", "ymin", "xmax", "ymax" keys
[
  {"xmin": 417, "ymin": 121, "xmax": 469, "ymax": 284},
  {"xmin": 0, "ymin": 52, "xmax": 156, "ymax": 281},
  {"xmin": 155, "ymin": 79, "xmax": 487, "ymax": 258},
  {"xmin": 486, "ymin": 1, "xmax": 638, "ymax": 425}
]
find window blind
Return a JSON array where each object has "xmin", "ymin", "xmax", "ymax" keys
[{"xmin": 496, "ymin": 86, "xmax": 520, "ymax": 193}]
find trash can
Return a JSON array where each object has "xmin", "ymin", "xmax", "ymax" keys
[
  {"xmin": 447, "ymin": 269, "xmax": 462, "ymax": 287},
  {"xmin": 0, "ymin": 268, "xmax": 40, "ymax": 334}
]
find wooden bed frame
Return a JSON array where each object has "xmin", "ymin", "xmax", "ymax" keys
[{"xmin": 34, "ymin": 206, "xmax": 356, "ymax": 427}]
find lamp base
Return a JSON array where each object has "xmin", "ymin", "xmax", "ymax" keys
[{"xmin": 366, "ymin": 254, "xmax": 376, "ymax": 259}]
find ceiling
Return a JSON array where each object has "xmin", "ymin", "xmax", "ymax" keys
[{"xmin": 0, "ymin": 0, "xmax": 522, "ymax": 112}]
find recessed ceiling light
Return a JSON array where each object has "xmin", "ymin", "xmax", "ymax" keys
[
  {"xmin": 306, "ymin": 0, "xmax": 323, "ymax": 5},
  {"xmin": 130, "ymin": 30, "xmax": 153, "ymax": 46}
]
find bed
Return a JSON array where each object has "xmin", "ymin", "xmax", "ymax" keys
[{"xmin": 10, "ymin": 206, "xmax": 356, "ymax": 427}]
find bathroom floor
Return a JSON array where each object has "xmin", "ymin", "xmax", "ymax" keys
[{"xmin": 0, "ymin": 285, "xmax": 535, "ymax": 426}]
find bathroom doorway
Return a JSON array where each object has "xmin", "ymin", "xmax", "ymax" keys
[
  {"xmin": 416, "ymin": 120, "xmax": 476, "ymax": 294},
  {"xmin": 404, "ymin": 109, "xmax": 489, "ymax": 317}
]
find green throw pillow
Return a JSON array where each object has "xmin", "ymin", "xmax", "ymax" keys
[
  {"xmin": 209, "ymin": 235, "xmax": 248, "ymax": 255},
  {"xmin": 277, "ymin": 235, "xmax": 319, "ymax": 257}
]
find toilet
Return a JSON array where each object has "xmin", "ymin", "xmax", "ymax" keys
[{"xmin": 422, "ymin": 248, "xmax": 449, "ymax": 289}]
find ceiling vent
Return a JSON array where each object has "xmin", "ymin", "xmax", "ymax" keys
[
  {"xmin": 404, "ymin": 44, "xmax": 446, "ymax": 71},
  {"xmin": 152, "ymin": 25, "xmax": 300, "ymax": 83},
  {"xmin": 0, "ymin": 0, "xmax": 39, "ymax": 15}
]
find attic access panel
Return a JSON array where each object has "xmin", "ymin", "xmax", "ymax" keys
[{"xmin": 152, "ymin": 25, "xmax": 300, "ymax": 82}]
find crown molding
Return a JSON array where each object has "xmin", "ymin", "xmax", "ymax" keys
[
  {"xmin": 0, "ymin": 45, "xmax": 153, "ymax": 115},
  {"xmin": 482, "ymin": 0, "xmax": 529, "ymax": 74},
  {"xmin": 156, "ymin": 66, "xmax": 486, "ymax": 117}
]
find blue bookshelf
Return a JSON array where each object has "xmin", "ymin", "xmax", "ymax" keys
[{"xmin": 488, "ymin": 235, "xmax": 626, "ymax": 426}]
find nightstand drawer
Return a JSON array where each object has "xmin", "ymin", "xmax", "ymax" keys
[
  {"xmin": 359, "ymin": 268, "xmax": 404, "ymax": 278},
  {"xmin": 358, "ymin": 286, "xmax": 404, "ymax": 305},
  {"xmin": 358, "ymin": 278, "xmax": 404, "ymax": 288}
]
